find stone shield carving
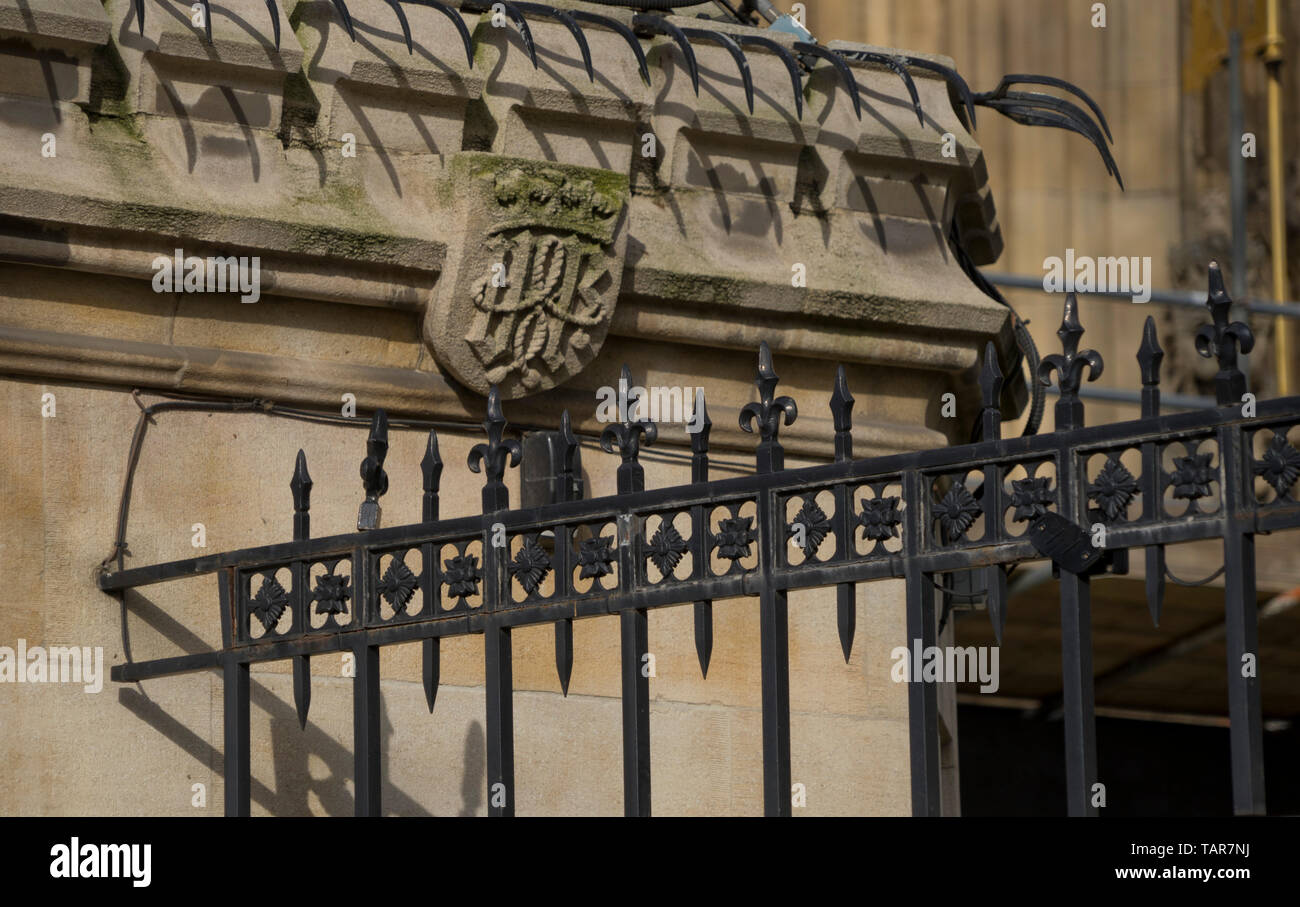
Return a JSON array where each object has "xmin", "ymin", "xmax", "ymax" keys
[{"xmin": 427, "ymin": 154, "xmax": 629, "ymax": 399}]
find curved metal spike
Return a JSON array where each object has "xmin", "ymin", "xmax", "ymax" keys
[
  {"xmin": 264, "ymin": 0, "xmax": 281, "ymax": 49},
  {"xmin": 134, "ymin": 0, "xmax": 144, "ymax": 35},
  {"xmin": 516, "ymin": 3, "xmax": 593, "ymax": 81},
  {"xmin": 403, "ymin": 0, "xmax": 475, "ymax": 67},
  {"xmin": 681, "ymin": 27, "xmax": 754, "ymax": 114},
  {"xmin": 894, "ymin": 54, "xmax": 976, "ymax": 129},
  {"xmin": 632, "ymin": 13, "xmax": 699, "ymax": 96},
  {"xmin": 982, "ymin": 90, "xmax": 1119, "ymax": 179},
  {"xmin": 793, "ymin": 41, "xmax": 861, "ymax": 120},
  {"xmin": 978, "ymin": 99, "xmax": 1124, "ymax": 190},
  {"xmin": 570, "ymin": 10, "xmax": 650, "ymax": 85},
  {"xmin": 735, "ymin": 34, "xmax": 803, "ymax": 119},
  {"xmin": 990, "ymin": 73, "xmax": 1113, "ymax": 143},
  {"xmin": 384, "ymin": 0, "xmax": 414, "ymax": 53},
  {"xmin": 329, "ymin": 0, "xmax": 357, "ymax": 41},
  {"xmin": 837, "ymin": 50, "xmax": 921, "ymax": 125},
  {"xmin": 495, "ymin": 0, "xmax": 538, "ymax": 68}
]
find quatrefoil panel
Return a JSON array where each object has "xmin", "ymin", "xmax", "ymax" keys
[
  {"xmin": 642, "ymin": 511, "xmax": 694, "ymax": 585},
  {"xmin": 507, "ymin": 532, "xmax": 555, "ymax": 604},
  {"xmin": 242, "ymin": 566, "xmax": 294, "ymax": 641},
  {"xmin": 571, "ymin": 521, "xmax": 619, "ymax": 595},
  {"xmin": 708, "ymin": 500, "xmax": 758, "ymax": 576},
  {"xmin": 374, "ymin": 548, "xmax": 426, "ymax": 622},
  {"xmin": 1161, "ymin": 436, "xmax": 1221, "ymax": 518},
  {"xmin": 308, "ymin": 557, "xmax": 353, "ymax": 631},
  {"xmin": 1250, "ymin": 423, "xmax": 1300, "ymax": 505},
  {"xmin": 782, "ymin": 489, "xmax": 837, "ymax": 566}
]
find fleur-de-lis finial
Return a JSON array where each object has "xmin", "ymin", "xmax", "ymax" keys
[
  {"xmin": 357, "ymin": 410, "xmax": 389, "ymax": 530},
  {"xmin": 830, "ymin": 365, "xmax": 854, "ymax": 462},
  {"xmin": 600, "ymin": 365, "xmax": 657, "ymax": 494},
  {"xmin": 421, "ymin": 429, "xmax": 442, "ymax": 522},
  {"xmin": 1036, "ymin": 294, "xmax": 1103, "ymax": 430},
  {"xmin": 979, "ymin": 342, "xmax": 1003, "ymax": 441},
  {"xmin": 468, "ymin": 386, "xmax": 522, "ymax": 512},
  {"xmin": 1137, "ymin": 315, "xmax": 1163, "ymax": 417},
  {"xmin": 740, "ymin": 341, "xmax": 798, "ymax": 473},
  {"xmin": 1195, "ymin": 261, "xmax": 1255, "ymax": 405}
]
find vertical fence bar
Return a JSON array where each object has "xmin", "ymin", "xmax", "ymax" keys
[
  {"xmin": 830, "ymin": 367, "xmax": 856, "ymax": 661},
  {"xmin": 979, "ymin": 344, "xmax": 1008, "ymax": 642},
  {"xmin": 484, "ymin": 622, "xmax": 515, "ymax": 816},
  {"xmin": 1138, "ymin": 318, "xmax": 1166, "ymax": 626},
  {"xmin": 352, "ymin": 638, "xmax": 381, "ymax": 816},
  {"xmin": 291, "ymin": 450, "xmax": 312, "ymax": 729},
  {"xmin": 903, "ymin": 471, "xmax": 940, "ymax": 816},
  {"xmin": 690, "ymin": 392, "xmax": 714, "ymax": 677},
  {"xmin": 422, "ymin": 430, "xmax": 443, "ymax": 713},
  {"xmin": 220, "ymin": 568, "xmax": 251, "ymax": 817},
  {"xmin": 1220, "ymin": 424, "xmax": 1266, "ymax": 814}
]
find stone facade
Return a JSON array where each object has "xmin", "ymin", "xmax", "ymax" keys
[{"xmin": 0, "ymin": 0, "xmax": 1015, "ymax": 814}]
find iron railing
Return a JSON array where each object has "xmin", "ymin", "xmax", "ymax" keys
[{"xmin": 100, "ymin": 262, "xmax": 1300, "ymax": 816}]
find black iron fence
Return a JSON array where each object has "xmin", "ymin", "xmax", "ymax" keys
[{"xmin": 100, "ymin": 263, "xmax": 1300, "ymax": 816}]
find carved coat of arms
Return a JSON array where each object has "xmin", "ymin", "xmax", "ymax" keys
[{"xmin": 426, "ymin": 154, "xmax": 629, "ymax": 399}]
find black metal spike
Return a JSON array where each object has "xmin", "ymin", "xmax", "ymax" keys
[
  {"xmin": 1138, "ymin": 316, "xmax": 1164, "ymax": 399},
  {"xmin": 793, "ymin": 42, "xmax": 862, "ymax": 120},
  {"xmin": 979, "ymin": 341, "xmax": 1003, "ymax": 442},
  {"xmin": 329, "ymin": 0, "xmax": 357, "ymax": 41},
  {"xmin": 421, "ymin": 429, "xmax": 442, "ymax": 523},
  {"xmin": 555, "ymin": 409, "xmax": 578, "ymax": 696},
  {"xmin": 1196, "ymin": 261, "xmax": 1256, "ymax": 406},
  {"xmin": 1037, "ymin": 294, "xmax": 1103, "ymax": 431},
  {"xmin": 384, "ymin": 0, "xmax": 414, "ymax": 53},
  {"xmin": 405, "ymin": 0, "xmax": 476, "ymax": 67},
  {"xmin": 497, "ymin": 0, "xmax": 539, "ymax": 67},
  {"xmin": 735, "ymin": 34, "xmax": 803, "ymax": 119},
  {"xmin": 632, "ymin": 13, "xmax": 700, "ymax": 96},
  {"xmin": 681, "ymin": 28, "xmax": 754, "ymax": 114},
  {"xmin": 198, "ymin": 0, "xmax": 213, "ymax": 43},
  {"xmin": 893, "ymin": 54, "xmax": 975, "ymax": 128},
  {"xmin": 830, "ymin": 365, "xmax": 854, "ymax": 463},
  {"xmin": 688, "ymin": 389, "xmax": 713, "ymax": 678},
  {"xmin": 357, "ymin": 410, "xmax": 389, "ymax": 531},
  {"xmin": 555, "ymin": 618, "xmax": 573, "ymax": 695},
  {"xmin": 976, "ymin": 99, "xmax": 1123, "ymax": 190},
  {"xmin": 468, "ymin": 386, "xmax": 522, "ymax": 513},
  {"xmin": 740, "ymin": 341, "xmax": 798, "ymax": 474},
  {"xmin": 290, "ymin": 448, "xmax": 313, "ymax": 729},
  {"xmin": 829, "ymin": 366, "xmax": 856, "ymax": 662},
  {"xmin": 569, "ymin": 10, "xmax": 650, "ymax": 85},
  {"xmin": 423, "ymin": 638, "xmax": 440, "ymax": 713},
  {"xmin": 836, "ymin": 50, "xmax": 921, "ymax": 125},
  {"xmin": 993, "ymin": 73, "xmax": 1113, "ymax": 142},
  {"xmin": 135, "ymin": 0, "xmax": 145, "ymax": 35},
  {"xmin": 264, "ymin": 0, "xmax": 281, "ymax": 49},
  {"xmin": 516, "ymin": 3, "xmax": 593, "ymax": 81}
]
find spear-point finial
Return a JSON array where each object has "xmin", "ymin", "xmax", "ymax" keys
[
  {"xmin": 1036, "ymin": 294, "xmax": 1104, "ymax": 431},
  {"xmin": 1138, "ymin": 316, "xmax": 1164, "ymax": 387},
  {"xmin": 740, "ymin": 341, "xmax": 798, "ymax": 473},
  {"xmin": 468, "ymin": 386, "xmax": 522, "ymax": 513},
  {"xmin": 689, "ymin": 389, "xmax": 711, "ymax": 483},
  {"xmin": 357, "ymin": 410, "xmax": 389, "ymax": 530},
  {"xmin": 979, "ymin": 342, "xmax": 1003, "ymax": 441},
  {"xmin": 1195, "ymin": 261, "xmax": 1255, "ymax": 405},
  {"xmin": 421, "ymin": 429, "xmax": 443, "ymax": 523},
  {"xmin": 291, "ymin": 449, "xmax": 313, "ymax": 539},
  {"xmin": 600, "ymin": 365, "xmax": 657, "ymax": 494},
  {"xmin": 831, "ymin": 366, "xmax": 854, "ymax": 463}
]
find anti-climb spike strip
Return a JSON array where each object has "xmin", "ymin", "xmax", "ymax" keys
[
  {"xmin": 681, "ymin": 28, "xmax": 755, "ymax": 114},
  {"xmin": 408, "ymin": 0, "xmax": 476, "ymax": 68},
  {"xmin": 1137, "ymin": 316, "xmax": 1166, "ymax": 627},
  {"xmin": 830, "ymin": 366, "xmax": 855, "ymax": 662},
  {"xmin": 735, "ymin": 34, "xmax": 804, "ymax": 119},
  {"xmin": 357, "ymin": 410, "xmax": 389, "ymax": 531},
  {"xmin": 997, "ymin": 73, "xmax": 1113, "ymax": 142},
  {"xmin": 384, "ymin": 0, "xmax": 414, "ymax": 53},
  {"xmin": 420, "ymin": 428, "xmax": 442, "ymax": 714},
  {"xmin": 516, "ymin": 3, "xmax": 594, "ymax": 81},
  {"xmin": 569, "ymin": 10, "xmax": 651, "ymax": 85},
  {"xmin": 837, "ymin": 50, "xmax": 921, "ymax": 125},
  {"xmin": 690, "ymin": 390, "xmax": 713, "ymax": 678},
  {"xmin": 978, "ymin": 343, "xmax": 1009, "ymax": 644},
  {"xmin": 329, "ymin": 0, "xmax": 357, "ymax": 42},
  {"xmin": 893, "ymin": 54, "xmax": 975, "ymax": 128},
  {"xmin": 1196, "ymin": 261, "xmax": 1255, "ymax": 406},
  {"xmin": 792, "ymin": 42, "xmax": 862, "ymax": 120},
  {"xmin": 632, "ymin": 14, "xmax": 700, "ymax": 96},
  {"xmin": 291, "ymin": 449, "xmax": 313, "ymax": 729},
  {"xmin": 554, "ymin": 411, "xmax": 579, "ymax": 696}
]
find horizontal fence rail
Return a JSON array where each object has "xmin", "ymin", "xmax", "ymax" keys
[{"xmin": 101, "ymin": 263, "xmax": 1300, "ymax": 816}]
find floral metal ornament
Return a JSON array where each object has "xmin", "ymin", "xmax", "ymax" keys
[
  {"xmin": 378, "ymin": 557, "xmax": 419, "ymax": 615},
  {"xmin": 1036, "ymin": 293, "xmax": 1103, "ymax": 431},
  {"xmin": 312, "ymin": 572, "xmax": 351, "ymax": 616},
  {"xmin": 714, "ymin": 515, "xmax": 756, "ymax": 561},
  {"xmin": 1009, "ymin": 475, "xmax": 1054, "ymax": 522},
  {"xmin": 469, "ymin": 386, "xmax": 522, "ymax": 512},
  {"xmin": 1195, "ymin": 262, "xmax": 1255, "ymax": 405},
  {"xmin": 577, "ymin": 535, "xmax": 616, "ymax": 580},
  {"xmin": 443, "ymin": 553, "xmax": 481, "ymax": 601},
  {"xmin": 1255, "ymin": 432, "xmax": 1300, "ymax": 498},
  {"xmin": 1170, "ymin": 452, "xmax": 1216, "ymax": 501},
  {"xmin": 788, "ymin": 497, "xmax": 831, "ymax": 557},
  {"xmin": 250, "ymin": 574, "xmax": 290, "ymax": 632},
  {"xmin": 1088, "ymin": 458, "xmax": 1138, "ymax": 521},
  {"xmin": 740, "ymin": 341, "xmax": 798, "ymax": 473},
  {"xmin": 935, "ymin": 484, "xmax": 981, "ymax": 541},
  {"xmin": 508, "ymin": 537, "xmax": 551, "ymax": 596},
  {"xmin": 646, "ymin": 521, "xmax": 689, "ymax": 577},
  {"xmin": 858, "ymin": 495, "xmax": 902, "ymax": 542}
]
